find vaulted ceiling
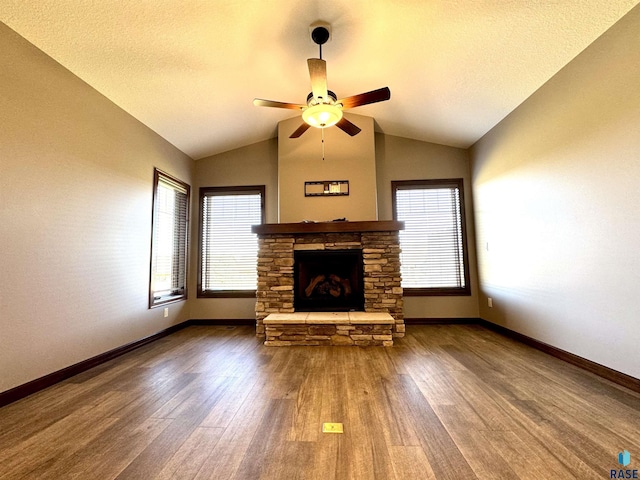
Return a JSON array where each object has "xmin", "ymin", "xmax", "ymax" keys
[{"xmin": 1, "ymin": 0, "xmax": 637, "ymax": 160}]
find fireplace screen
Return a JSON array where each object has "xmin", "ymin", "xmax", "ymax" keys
[{"xmin": 294, "ymin": 249, "xmax": 364, "ymax": 311}]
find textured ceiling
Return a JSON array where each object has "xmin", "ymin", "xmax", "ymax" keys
[{"xmin": 1, "ymin": 0, "xmax": 638, "ymax": 160}]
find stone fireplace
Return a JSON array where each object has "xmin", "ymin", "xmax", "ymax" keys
[{"xmin": 251, "ymin": 221, "xmax": 405, "ymax": 342}]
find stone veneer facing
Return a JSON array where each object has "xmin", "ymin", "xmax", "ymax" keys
[{"xmin": 255, "ymin": 230, "xmax": 404, "ymax": 338}]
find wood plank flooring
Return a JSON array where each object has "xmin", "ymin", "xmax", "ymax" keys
[{"xmin": 1, "ymin": 324, "xmax": 639, "ymax": 479}]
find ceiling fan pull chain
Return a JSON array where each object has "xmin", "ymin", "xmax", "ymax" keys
[{"xmin": 321, "ymin": 128, "xmax": 325, "ymax": 161}]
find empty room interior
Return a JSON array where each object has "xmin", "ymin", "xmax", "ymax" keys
[{"xmin": 1, "ymin": 1, "xmax": 640, "ymax": 479}]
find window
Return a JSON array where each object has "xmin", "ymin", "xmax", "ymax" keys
[
  {"xmin": 149, "ymin": 169, "xmax": 190, "ymax": 307},
  {"xmin": 392, "ymin": 179, "xmax": 470, "ymax": 296},
  {"xmin": 198, "ymin": 186, "xmax": 265, "ymax": 297}
]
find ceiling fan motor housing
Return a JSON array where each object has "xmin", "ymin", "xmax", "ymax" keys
[{"xmin": 306, "ymin": 90, "xmax": 338, "ymax": 106}]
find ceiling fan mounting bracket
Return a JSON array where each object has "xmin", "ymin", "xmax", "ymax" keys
[{"xmin": 309, "ymin": 22, "xmax": 331, "ymax": 45}]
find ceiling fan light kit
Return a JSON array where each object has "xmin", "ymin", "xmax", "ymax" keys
[
  {"xmin": 302, "ymin": 103, "xmax": 343, "ymax": 128},
  {"xmin": 303, "ymin": 90, "xmax": 342, "ymax": 128},
  {"xmin": 253, "ymin": 23, "xmax": 391, "ymax": 139}
]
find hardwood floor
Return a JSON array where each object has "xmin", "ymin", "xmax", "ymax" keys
[{"xmin": 1, "ymin": 324, "xmax": 639, "ymax": 479}]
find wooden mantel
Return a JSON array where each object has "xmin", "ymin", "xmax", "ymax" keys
[{"xmin": 251, "ymin": 220, "xmax": 404, "ymax": 235}]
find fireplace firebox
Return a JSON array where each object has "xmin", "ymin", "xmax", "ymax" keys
[{"xmin": 294, "ymin": 249, "xmax": 364, "ymax": 312}]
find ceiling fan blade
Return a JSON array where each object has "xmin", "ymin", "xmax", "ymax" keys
[
  {"xmin": 308, "ymin": 58, "xmax": 328, "ymax": 102},
  {"xmin": 253, "ymin": 98, "xmax": 306, "ymax": 110},
  {"xmin": 336, "ymin": 117, "xmax": 361, "ymax": 136},
  {"xmin": 337, "ymin": 87, "xmax": 391, "ymax": 109},
  {"xmin": 290, "ymin": 122, "xmax": 311, "ymax": 138}
]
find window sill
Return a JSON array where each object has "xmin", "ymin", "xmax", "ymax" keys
[
  {"xmin": 150, "ymin": 294, "xmax": 187, "ymax": 308},
  {"xmin": 197, "ymin": 290, "xmax": 256, "ymax": 299},
  {"xmin": 403, "ymin": 287, "xmax": 471, "ymax": 297}
]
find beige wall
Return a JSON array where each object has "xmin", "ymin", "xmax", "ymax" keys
[
  {"xmin": 189, "ymin": 139, "xmax": 279, "ymax": 320},
  {"xmin": 0, "ymin": 24, "xmax": 194, "ymax": 392},
  {"xmin": 189, "ymin": 130, "xmax": 480, "ymax": 321},
  {"xmin": 278, "ymin": 113, "xmax": 378, "ymax": 223},
  {"xmin": 11, "ymin": 4, "xmax": 635, "ymax": 391},
  {"xmin": 376, "ymin": 134, "xmax": 480, "ymax": 319},
  {"xmin": 471, "ymin": 5, "xmax": 640, "ymax": 378}
]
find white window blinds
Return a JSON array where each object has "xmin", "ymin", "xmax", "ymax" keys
[
  {"xmin": 393, "ymin": 179, "xmax": 469, "ymax": 295},
  {"xmin": 150, "ymin": 170, "xmax": 190, "ymax": 306},
  {"xmin": 199, "ymin": 186, "xmax": 264, "ymax": 295}
]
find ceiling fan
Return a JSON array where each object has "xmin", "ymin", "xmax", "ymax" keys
[{"xmin": 253, "ymin": 24, "xmax": 391, "ymax": 139}]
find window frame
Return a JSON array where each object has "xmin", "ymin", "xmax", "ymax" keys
[
  {"xmin": 149, "ymin": 168, "xmax": 190, "ymax": 308},
  {"xmin": 392, "ymin": 178, "xmax": 471, "ymax": 296},
  {"xmin": 197, "ymin": 185, "xmax": 265, "ymax": 298}
]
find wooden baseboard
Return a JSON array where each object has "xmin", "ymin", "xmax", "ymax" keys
[
  {"xmin": 0, "ymin": 322, "xmax": 189, "ymax": 408},
  {"xmin": 189, "ymin": 318, "xmax": 254, "ymax": 326},
  {"xmin": 0, "ymin": 319, "xmax": 258, "ymax": 407},
  {"xmin": 478, "ymin": 319, "xmax": 640, "ymax": 394},
  {"xmin": 405, "ymin": 317, "xmax": 480, "ymax": 325}
]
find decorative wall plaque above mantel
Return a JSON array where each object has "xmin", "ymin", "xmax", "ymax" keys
[{"xmin": 304, "ymin": 180, "xmax": 349, "ymax": 197}]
